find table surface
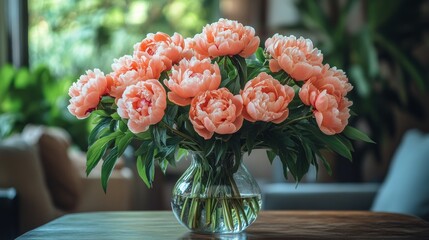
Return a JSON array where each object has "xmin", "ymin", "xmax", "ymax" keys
[{"xmin": 18, "ymin": 211, "xmax": 429, "ymax": 239}]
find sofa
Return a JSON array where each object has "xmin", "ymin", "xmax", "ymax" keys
[
  {"xmin": 261, "ymin": 129, "xmax": 429, "ymax": 222},
  {"xmin": 0, "ymin": 125, "xmax": 133, "ymax": 237}
]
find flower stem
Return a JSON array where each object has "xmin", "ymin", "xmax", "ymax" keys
[
  {"xmin": 285, "ymin": 114, "xmax": 313, "ymax": 125},
  {"xmin": 159, "ymin": 121, "xmax": 200, "ymax": 149}
]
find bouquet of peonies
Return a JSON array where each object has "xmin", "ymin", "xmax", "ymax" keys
[{"xmin": 68, "ymin": 18, "xmax": 371, "ymax": 193}]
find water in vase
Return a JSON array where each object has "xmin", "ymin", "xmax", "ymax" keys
[{"xmin": 172, "ymin": 194, "xmax": 261, "ymax": 233}]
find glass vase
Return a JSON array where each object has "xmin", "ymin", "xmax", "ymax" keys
[{"xmin": 171, "ymin": 153, "xmax": 262, "ymax": 234}]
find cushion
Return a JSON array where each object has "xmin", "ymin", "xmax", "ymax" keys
[
  {"xmin": 22, "ymin": 125, "xmax": 82, "ymax": 211},
  {"xmin": 371, "ymin": 129, "xmax": 429, "ymax": 220},
  {"xmin": 0, "ymin": 136, "xmax": 60, "ymax": 232}
]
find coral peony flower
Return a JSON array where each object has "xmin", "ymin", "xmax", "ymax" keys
[
  {"xmin": 323, "ymin": 65, "xmax": 353, "ymax": 98},
  {"xmin": 117, "ymin": 80, "xmax": 167, "ymax": 133},
  {"xmin": 111, "ymin": 55, "xmax": 140, "ymax": 78},
  {"xmin": 299, "ymin": 65, "xmax": 353, "ymax": 105},
  {"xmin": 241, "ymin": 72, "xmax": 295, "ymax": 123},
  {"xmin": 164, "ymin": 57, "xmax": 221, "ymax": 106},
  {"xmin": 184, "ymin": 37, "xmax": 205, "ymax": 60},
  {"xmin": 265, "ymin": 34, "xmax": 323, "ymax": 81},
  {"xmin": 313, "ymin": 92, "xmax": 352, "ymax": 135},
  {"xmin": 133, "ymin": 32, "xmax": 191, "ymax": 70},
  {"xmin": 189, "ymin": 88, "xmax": 243, "ymax": 139},
  {"xmin": 192, "ymin": 18, "xmax": 260, "ymax": 58},
  {"xmin": 109, "ymin": 55, "xmax": 165, "ymax": 99},
  {"xmin": 68, "ymin": 69, "xmax": 109, "ymax": 119}
]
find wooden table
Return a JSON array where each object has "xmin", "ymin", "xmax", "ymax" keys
[{"xmin": 18, "ymin": 211, "xmax": 429, "ymax": 239}]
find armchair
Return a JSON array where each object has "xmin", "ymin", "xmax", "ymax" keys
[{"xmin": 0, "ymin": 125, "xmax": 133, "ymax": 236}]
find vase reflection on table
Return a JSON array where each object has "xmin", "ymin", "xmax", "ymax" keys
[{"xmin": 172, "ymin": 153, "xmax": 261, "ymax": 233}]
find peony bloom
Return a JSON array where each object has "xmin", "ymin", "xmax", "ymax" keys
[
  {"xmin": 117, "ymin": 80, "xmax": 167, "ymax": 134},
  {"xmin": 68, "ymin": 69, "xmax": 109, "ymax": 119},
  {"xmin": 241, "ymin": 72, "xmax": 295, "ymax": 123},
  {"xmin": 298, "ymin": 64, "xmax": 353, "ymax": 135},
  {"xmin": 110, "ymin": 55, "xmax": 140, "ymax": 78},
  {"xmin": 133, "ymin": 32, "xmax": 192, "ymax": 70},
  {"xmin": 265, "ymin": 34, "xmax": 323, "ymax": 81},
  {"xmin": 299, "ymin": 65, "xmax": 353, "ymax": 105},
  {"xmin": 192, "ymin": 18, "xmax": 260, "ymax": 58},
  {"xmin": 184, "ymin": 37, "xmax": 205, "ymax": 60},
  {"xmin": 164, "ymin": 57, "xmax": 221, "ymax": 106},
  {"xmin": 189, "ymin": 88, "xmax": 244, "ymax": 139},
  {"xmin": 109, "ymin": 55, "xmax": 165, "ymax": 99},
  {"xmin": 313, "ymin": 92, "xmax": 352, "ymax": 135}
]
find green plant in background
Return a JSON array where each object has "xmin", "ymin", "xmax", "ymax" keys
[
  {"xmin": 29, "ymin": 0, "xmax": 219, "ymax": 79},
  {"xmin": 0, "ymin": 64, "xmax": 89, "ymax": 149},
  {"xmin": 290, "ymin": 0, "xmax": 429, "ymax": 180}
]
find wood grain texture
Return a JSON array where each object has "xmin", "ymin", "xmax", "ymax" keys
[{"xmin": 18, "ymin": 211, "xmax": 429, "ymax": 239}]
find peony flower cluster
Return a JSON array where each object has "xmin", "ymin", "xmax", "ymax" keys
[
  {"xmin": 265, "ymin": 34, "xmax": 353, "ymax": 135},
  {"xmin": 68, "ymin": 18, "xmax": 353, "ymax": 138}
]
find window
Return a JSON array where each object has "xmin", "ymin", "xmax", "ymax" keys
[{"xmin": 29, "ymin": 0, "xmax": 219, "ymax": 78}]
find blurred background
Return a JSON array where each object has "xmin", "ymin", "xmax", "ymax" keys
[{"xmin": 1, "ymin": 0, "xmax": 429, "ymax": 238}]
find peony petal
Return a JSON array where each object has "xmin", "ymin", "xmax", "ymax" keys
[{"xmin": 167, "ymin": 92, "xmax": 192, "ymax": 106}]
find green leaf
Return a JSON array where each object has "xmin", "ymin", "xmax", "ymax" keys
[
  {"xmin": 374, "ymin": 33, "xmax": 427, "ymax": 90},
  {"xmin": 324, "ymin": 135, "xmax": 352, "ymax": 160},
  {"xmin": 165, "ymin": 104, "xmax": 178, "ymax": 125},
  {"xmin": 135, "ymin": 140, "xmax": 151, "ymax": 156},
  {"xmin": 343, "ymin": 126, "xmax": 375, "ymax": 143},
  {"xmin": 295, "ymin": 140, "xmax": 311, "ymax": 182},
  {"xmin": 203, "ymin": 139, "xmax": 216, "ymax": 157},
  {"xmin": 231, "ymin": 55, "xmax": 248, "ymax": 88},
  {"xmin": 301, "ymin": 141, "xmax": 315, "ymax": 165},
  {"xmin": 245, "ymin": 127, "xmax": 257, "ymax": 155},
  {"xmin": 349, "ymin": 65, "xmax": 370, "ymax": 97},
  {"xmin": 359, "ymin": 27, "xmax": 379, "ymax": 79},
  {"xmin": 116, "ymin": 131, "xmax": 134, "ymax": 153},
  {"xmin": 333, "ymin": 0, "xmax": 357, "ymax": 44},
  {"xmin": 14, "ymin": 68, "xmax": 31, "ymax": 89},
  {"xmin": 230, "ymin": 133, "xmax": 242, "ymax": 173},
  {"xmin": 118, "ymin": 120, "xmax": 128, "ymax": 132},
  {"xmin": 136, "ymin": 143, "xmax": 156, "ymax": 188},
  {"xmin": 304, "ymin": 124, "xmax": 352, "ymax": 160},
  {"xmin": 255, "ymin": 47, "xmax": 265, "ymax": 63},
  {"xmin": 175, "ymin": 148, "xmax": 188, "ymax": 162},
  {"xmin": 0, "ymin": 65, "xmax": 15, "ymax": 103},
  {"xmin": 158, "ymin": 159, "xmax": 169, "ymax": 174},
  {"xmin": 317, "ymin": 152, "xmax": 333, "ymax": 176},
  {"xmin": 166, "ymin": 136, "xmax": 182, "ymax": 146},
  {"xmin": 111, "ymin": 112, "xmax": 121, "ymax": 120},
  {"xmin": 91, "ymin": 110, "xmax": 110, "ymax": 117},
  {"xmin": 88, "ymin": 117, "xmax": 111, "ymax": 145},
  {"xmin": 100, "ymin": 96, "xmax": 115, "ymax": 105},
  {"xmin": 337, "ymin": 134, "xmax": 354, "ymax": 152},
  {"xmin": 266, "ymin": 150, "xmax": 277, "ymax": 164},
  {"xmin": 0, "ymin": 114, "xmax": 16, "ymax": 138},
  {"xmin": 100, "ymin": 131, "xmax": 134, "ymax": 192},
  {"xmin": 101, "ymin": 147, "xmax": 120, "ymax": 192},
  {"xmin": 214, "ymin": 140, "xmax": 227, "ymax": 166},
  {"xmin": 152, "ymin": 125, "xmax": 167, "ymax": 147},
  {"xmin": 135, "ymin": 130, "xmax": 151, "ymax": 141},
  {"xmin": 302, "ymin": 0, "xmax": 329, "ymax": 35},
  {"xmin": 86, "ymin": 131, "xmax": 122, "ymax": 175}
]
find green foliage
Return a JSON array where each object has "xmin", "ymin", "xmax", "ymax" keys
[
  {"xmin": 29, "ymin": 0, "xmax": 219, "ymax": 79},
  {"xmin": 0, "ymin": 64, "xmax": 89, "ymax": 148},
  {"xmin": 292, "ymin": 0, "xmax": 428, "ymax": 163},
  {"xmin": 84, "ymin": 46, "xmax": 373, "ymax": 190}
]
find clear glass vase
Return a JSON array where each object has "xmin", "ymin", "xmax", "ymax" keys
[{"xmin": 171, "ymin": 153, "xmax": 262, "ymax": 234}]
